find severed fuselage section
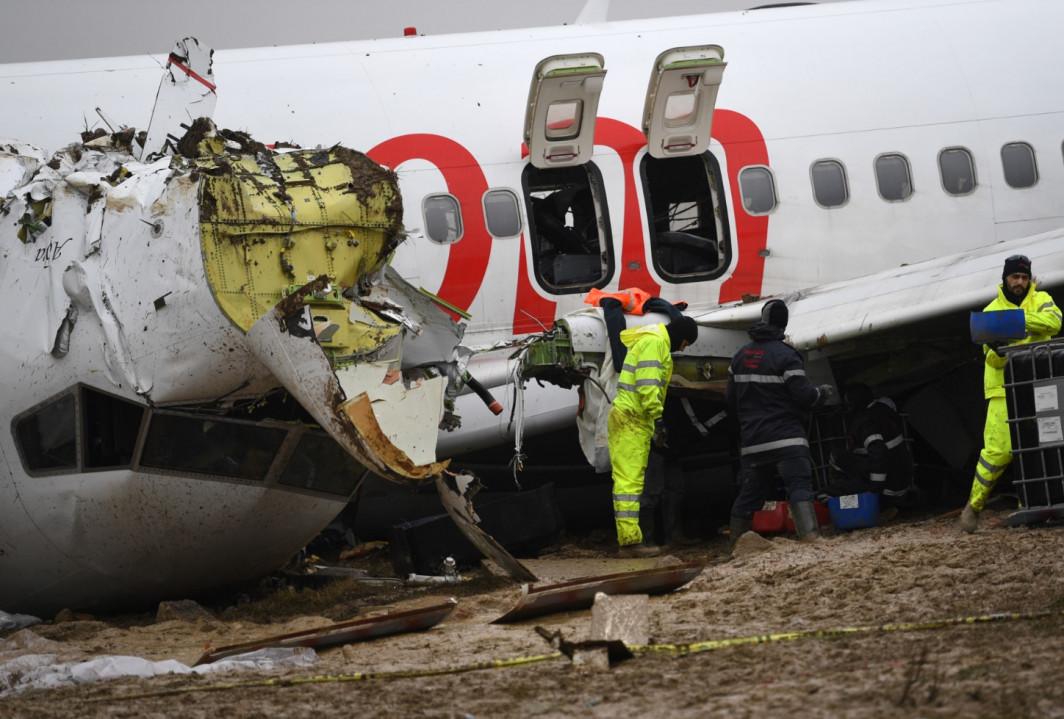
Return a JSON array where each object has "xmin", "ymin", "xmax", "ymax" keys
[{"xmin": 0, "ymin": 123, "xmax": 468, "ymax": 615}]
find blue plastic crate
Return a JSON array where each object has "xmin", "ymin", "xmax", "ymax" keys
[{"xmin": 827, "ymin": 492, "xmax": 879, "ymax": 530}]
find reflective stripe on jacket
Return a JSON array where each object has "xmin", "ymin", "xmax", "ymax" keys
[
  {"xmin": 982, "ymin": 282, "xmax": 1062, "ymax": 398},
  {"xmin": 612, "ymin": 323, "xmax": 673, "ymax": 422},
  {"xmin": 726, "ymin": 334, "xmax": 820, "ymax": 455}
]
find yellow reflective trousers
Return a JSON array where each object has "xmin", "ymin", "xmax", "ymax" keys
[
  {"xmin": 608, "ymin": 408, "xmax": 653, "ymax": 546},
  {"xmin": 968, "ymin": 397, "xmax": 1011, "ymax": 511},
  {"xmin": 607, "ymin": 323, "xmax": 673, "ymax": 547}
]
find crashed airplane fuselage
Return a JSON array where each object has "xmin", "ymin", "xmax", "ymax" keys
[{"xmin": 0, "ymin": 125, "xmax": 466, "ymax": 615}]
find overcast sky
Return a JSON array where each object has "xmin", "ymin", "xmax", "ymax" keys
[{"xmin": 0, "ymin": 0, "xmax": 849, "ymax": 63}]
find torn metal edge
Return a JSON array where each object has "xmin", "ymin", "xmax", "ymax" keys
[
  {"xmin": 493, "ymin": 562, "xmax": 704, "ymax": 623},
  {"xmin": 435, "ymin": 473, "xmax": 538, "ymax": 583},
  {"xmin": 193, "ymin": 598, "xmax": 458, "ymax": 666}
]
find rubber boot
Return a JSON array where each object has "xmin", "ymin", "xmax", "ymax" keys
[
  {"xmin": 959, "ymin": 503, "xmax": 979, "ymax": 534},
  {"xmin": 790, "ymin": 501, "xmax": 821, "ymax": 541},
  {"xmin": 728, "ymin": 515, "xmax": 753, "ymax": 553}
]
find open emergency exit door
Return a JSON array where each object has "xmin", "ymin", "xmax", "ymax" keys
[
  {"xmin": 642, "ymin": 45, "xmax": 726, "ymax": 158},
  {"xmin": 524, "ymin": 53, "xmax": 606, "ymax": 168}
]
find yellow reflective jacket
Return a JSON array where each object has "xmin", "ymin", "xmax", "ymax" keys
[
  {"xmin": 612, "ymin": 323, "xmax": 673, "ymax": 421},
  {"xmin": 982, "ymin": 281, "xmax": 1062, "ymax": 398}
]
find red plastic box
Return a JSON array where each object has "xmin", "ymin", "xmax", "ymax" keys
[{"xmin": 752, "ymin": 500, "xmax": 830, "ymax": 534}]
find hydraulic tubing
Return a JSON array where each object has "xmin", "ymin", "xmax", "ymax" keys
[{"xmin": 463, "ymin": 371, "xmax": 504, "ymax": 415}]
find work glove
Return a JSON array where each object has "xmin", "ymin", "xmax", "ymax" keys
[
  {"xmin": 816, "ymin": 384, "xmax": 837, "ymax": 405},
  {"xmin": 652, "ymin": 419, "xmax": 669, "ymax": 449},
  {"xmin": 987, "ymin": 341, "xmax": 1006, "ymax": 356},
  {"xmin": 828, "ymin": 451, "xmax": 841, "ymax": 471}
]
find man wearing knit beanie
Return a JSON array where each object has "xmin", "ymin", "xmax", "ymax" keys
[{"xmin": 960, "ymin": 255, "xmax": 1061, "ymax": 532}]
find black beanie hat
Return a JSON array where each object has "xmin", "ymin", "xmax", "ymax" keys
[
  {"xmin": 761, "ymin": 299, "xmax": 789, "ymax": 329},
  {"xmin": 1003, "ymin": 254, "xmax": 1031, "ymax": 280},
  {"xmin": 666, "ymin": 316, "xmax": 699, "ymax": 350}
]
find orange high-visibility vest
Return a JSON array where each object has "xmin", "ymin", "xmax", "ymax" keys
[{"xmin": 584, "ymin": 287, "xmax": 653, "ymax": 314}]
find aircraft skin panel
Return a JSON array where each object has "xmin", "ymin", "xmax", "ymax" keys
[
  {"xmin": 1, "ymin": 0, "xmax": 1061, "ymax": 336},
  {"xmin": 696, "ymin": 226, "xmax": 1064, "ymax": 353},
  {"xmin": 0, "ymin": 465, "xmax": 348, "ymax": 615}
]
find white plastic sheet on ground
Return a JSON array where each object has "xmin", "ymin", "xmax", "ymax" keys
[
  {"xmin": 0, "ymin": 645, "xmax": 317, "ymax": 696},
  {"xmin": 0, "ymin": 611, "xmax": 41, "ymax": 632}
]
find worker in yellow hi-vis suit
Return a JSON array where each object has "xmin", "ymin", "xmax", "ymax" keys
[
  {"xmin": 960, "ymin": 254, "xmax": 1061, "ymax": 532},
  {"xmin": 608, "ymin": 316, "xmax": 699, "ymax": 556}
]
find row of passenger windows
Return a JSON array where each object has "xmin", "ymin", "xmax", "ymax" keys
[
  {"xmin": 739, "ymin": 141, "xmax": 1048, "ymax": 214},
  {"xmin": 423, "ymin": 153, "xmax": 729, "ymax": 292},
  {"xmin": 423, "ymin": 141, "xmax": 1052, "ymax": 250},
  {"xmin": 12, "ymin": 386, "xmax": 363, "ymax": 498}
]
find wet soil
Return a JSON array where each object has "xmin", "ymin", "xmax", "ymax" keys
[{"xmin": 3, "ymin": 506, "xmax": 1064, "ymax": 718}]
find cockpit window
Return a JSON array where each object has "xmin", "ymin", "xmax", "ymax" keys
[
  {"xmin": 522, "ymin": 162, "xmax": 613, "ymax": 293},
  {"xmin": 640, "ymin": 152, "xmax": 730, "ymax": 282},
  {"xmin": 278, "ymin": 431, "xmax": 364, "ymax": 497},
  {"xmin": 13, "ymin": 392, "xmax": 77, "ymax": 473},
  {"xmin": 140, "ymin": 412, "xmax": 286, "ymax": 481},
  {"xmin": 82, "ymin": 386, "xmax": 145, "ymax": 470}
]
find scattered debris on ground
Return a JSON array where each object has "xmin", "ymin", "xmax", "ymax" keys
[{"xmin": 3, "ymin": 509, "xmax": 1064, "ymax": 717}]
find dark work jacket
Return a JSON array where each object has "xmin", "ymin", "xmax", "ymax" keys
[
  {"xmin": 849, "ymin": 398, "xmax": 914, "ymax": 496},
  {"xmin": 726, "ymin": 323, "xmax": 821, "ymax": 457}
]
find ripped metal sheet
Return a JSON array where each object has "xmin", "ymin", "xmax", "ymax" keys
[
  {"xmin": 142, "ymin": 38, "xmax": 216, "ymax": 159},
  {"xmin": 493, "ymin": 562, "xmax": 703, "ymax": 623},
  {"xmin": 246, "ymin": 282, "xmax": 451, "ymax": 481},
  {"xmin": 435, "ymin": 472, "xmax": 538, "ymax": 583},
  {"xmin": 193, "ymin": 599, "xmax": 458, "ymax": 666}
]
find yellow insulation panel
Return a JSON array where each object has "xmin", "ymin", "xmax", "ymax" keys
[{"xmin": 198, "ymin": 146, "xmax": 404, "ymax": 358}]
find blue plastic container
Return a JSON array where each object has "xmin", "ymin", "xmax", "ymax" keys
[
  {"xmin": 827, "ymin": 492, "xmax": 880, "ymax": 530},
  {"xmin": 970, "ymin": 309, "xmax": 1026, "ymax": 344}
]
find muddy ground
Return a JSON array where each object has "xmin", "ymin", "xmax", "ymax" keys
[{"xmin": 3, "ymin": 504, "xmax": 1064, "ymax": 718}]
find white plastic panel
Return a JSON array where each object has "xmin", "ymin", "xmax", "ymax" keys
[
  {"xmin": 642, "ymin": 45, "xmax": 726, "ymax": 159},
  {"xmin": 523, "ymin": 53, "xmax": 606, "ymax": 169}
]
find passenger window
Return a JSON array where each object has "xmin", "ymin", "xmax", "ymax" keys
[
  {"xmin": 939, "ymin": 147, "xmax": 977, "ymax": 196},
  {"xmin": 874, "ymin": 153, "xmax": 913, "ymax": 202},
  {"xmin": 522, "ymin": 163, "xmax": 613, "ymax": 293},
  {"xmin": 482, "ymin": 189, "xmax": 522, "ymax": 238},
  {"xmin": 13, "ymin": 392, "xmax": 77, "ymax": 473},
  {"xmin": 82, "ymin": 387, "xmax": 145, "ymax": 470},
  {"xmin": 738, "ymin": 166, "xmax": 778, "ymax": 215},
  {"xmin": 640, "ymin": 152, "xmax": 730, "ymax": 281},
  {"xmin": 278, "ymin": 432, "xmax": 363, "ymax": 497},
  {"xmin": 422, "ymin": 194, "xmax": 463, "ymax": 244},
  {"xmin": 810, "ymin": 160, "xmax": 849, "ymax": 208},
  {"xmin": 140, "ymin": 412, "xmax": 287, "ymax": 481},
  {"xmin": 545, "ymin": 100, "xmax": 582, "ymax": 141},
  {"xmin": 1002, "ymin": 142, "xmax": 1038, "ymax": 189}
]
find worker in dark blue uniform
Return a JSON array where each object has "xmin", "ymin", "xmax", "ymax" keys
[
  {"xmin": 824, "ymin": 384, "xmax": 915, "ymax": 513},
  {"xmin": 727, "ymin": 299, "xmax": 834, "ymax": 546}
]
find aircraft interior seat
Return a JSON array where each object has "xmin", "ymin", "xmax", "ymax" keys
[
  {"xmin": 551, "ymin": 253, "xmax": 602, "ymax": 286},
  {"xmin": 653, "ymin": 230, "xmax": 719, "ymax": 274}
]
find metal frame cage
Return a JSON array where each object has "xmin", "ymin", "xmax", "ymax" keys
[{"xmin": 1002, "ymin": 338, "xmax": 1064, "ymax": 525}]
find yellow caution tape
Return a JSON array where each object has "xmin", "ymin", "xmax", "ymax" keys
[
  {"xmin": 631, "ymin": 607, "xmax": 1064, "ymax": 657},
  {"xmin": 93, "ymin": 607, "xmax": 1063, "ymax": 703}
]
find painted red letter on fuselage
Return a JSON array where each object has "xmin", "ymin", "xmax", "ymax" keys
[{"xmin": 368, "ymin": 134, "xmax": 491, "ymax": 317}]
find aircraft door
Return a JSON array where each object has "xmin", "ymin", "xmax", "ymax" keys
[
  {"xmin": 642, "ymin": 45, "xmax": 726, "ymax": 159},
  {"xmin": 524, "ymin": 53, "xmax": 606, "ymax": 169}
]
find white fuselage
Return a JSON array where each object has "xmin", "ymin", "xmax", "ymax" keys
[{"xmin": 0, "ymin": 0, "xmax": 1061, "ymax": 612}]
